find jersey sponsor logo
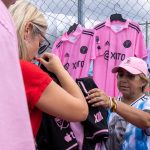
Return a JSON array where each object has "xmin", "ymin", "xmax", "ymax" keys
[
  {"xmin": 123, "ymin": 40, "xmax": 132, "ymax": 48},
  {"xmin": 64, "ymin": 63, "xmax": 69, "ymax": 70},
  {"xmin": 64, "ymin": 60, "xmax": 84, "ymax": 70},
  {"xmin": 72, "ymin": 61, "xmax": 84, "ymax": 69},
  {"xmin": 104, "ymin": 50, "xmax": 125, "ymax": 61},
  {"xmin": 64, "ymin": 132, "xmax": 76, "ymax": 142},
  {"xmin": 80, "ymin": 46, "xmax": 88, "ymax": 54},
  {"xmin": 104, "ymin": 50, "xmax": 109, "ymax": 60}
]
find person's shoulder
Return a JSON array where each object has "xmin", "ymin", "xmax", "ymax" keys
[
  {"xmin": 0, "ymin": 1, "xmax": 15, "ymax": 34},
  {"xmin": 20, "ymin": 60, "xmax": 45, "ymax": 75},
  {"xmin": 20, "ymin": 59, "xmax": 35, "ymax": 66},
  {"xmin": 20, "ymin": 60, "xmax": 39, "ymax": 69},
  {"xmin": 20, "ymin": 60, "xmax": 52, "ymax": 83},
  {"xmin": 138, "ymin": 95, "xmax": 150, "ymax": 107},
  {"xmin": 140, "ymin": 95, "xmax": 150, "ymax": 111},
  {"xmin": 128, "ymin": 19, "xmax": 141, "ymax": 33},
  {"xmin": 141, "ymin": 95, "xmax": 150, "ymax": 101}
]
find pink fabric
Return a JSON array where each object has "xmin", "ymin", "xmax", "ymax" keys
[
  {"xmin": 52, "ymin": 25, "xmax": 94, "ymax": 80},
  {"xmin": 112, "ymin": 56, "xmax": 148, "ymax": 76},
  {"xmin": 52, "ymin": 25, "xmax": 101, "ymax": 149},
  {"xmin": 93, "ymin": 18, "xmax": 147, "ymax": 97},
  {"xmin": 0, "ymin": 1, "xmax": 34, "ymax": 149},
  {"xmin": 70, "ymin": 122, "xmax": 84, "ymax": 150},
  {"xmin": 52, "ymin": 25, "xmax": 106, "ymax": 150}
]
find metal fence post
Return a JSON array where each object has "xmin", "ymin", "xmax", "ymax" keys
[
  {"xmin": 78, "ymin": 0, "xmax": 85, "ymax": 26},
  {"xmin": 146, "ymin": 21, "xmax": 149, "ymax": 47}
]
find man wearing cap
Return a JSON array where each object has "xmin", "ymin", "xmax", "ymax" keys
[{"xmin": 86, "ymin": 57, "xmax": 150, "ymax": 150}]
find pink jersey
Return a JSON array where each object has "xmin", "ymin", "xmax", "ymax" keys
[
  {"xmin": 93, "ymin": 18, "xmax": 147, "ymax": 97},
  {"xmin": 52, "ymin": 25, "xmax": 94, "ymax": 80}
]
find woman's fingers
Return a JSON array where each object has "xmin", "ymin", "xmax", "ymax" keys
[{"xmin": 86, "ymin": 88, "xmax": 110, "ymax": 108}]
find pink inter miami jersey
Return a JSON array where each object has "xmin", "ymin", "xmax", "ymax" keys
[
  {"xmin": 93, "ymin": 18, "xmax": 147, "ymax": 97},
  {"xmin": 52, "ymin": 25, "xmax": 94, "ymax": 80}
]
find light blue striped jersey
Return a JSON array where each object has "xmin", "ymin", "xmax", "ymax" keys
[{"xmin": 106, "ymin": 95, "xmax": 150, "ymax": 150}]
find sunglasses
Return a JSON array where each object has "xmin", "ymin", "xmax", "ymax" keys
[
  {"xmin": 38, "ymin": 33, "xmax": 51, "ymax": 55},
  {"xmin": 32, "ymin": 23, "xmax": 51, "ymax": 55}
]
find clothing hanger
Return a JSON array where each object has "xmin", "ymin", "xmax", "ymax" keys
[
  {"xmin": 110, "ymin": 14, "xmax": 126, "ymax": 22},
  {"xmin": 67, "ymin": 23, "xmax": 78, "ymax": 35},
  {"xmin": 110, "ymin": 3, "xmax": 126, "ymax": 22}
]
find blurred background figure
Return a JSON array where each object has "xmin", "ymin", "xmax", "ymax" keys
[{"xmin": 0, "ymin": 0, "xmax": 35, "ymax": 150}]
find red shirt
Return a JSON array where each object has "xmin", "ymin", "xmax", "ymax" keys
[{"xmin": 20, "ymin": 60, "xmax": 52, "ymax": 137}]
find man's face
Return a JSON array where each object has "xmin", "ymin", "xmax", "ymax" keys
[{"xmin": 2, "ymin": 0, "xmax": 16, "ymax": 8}]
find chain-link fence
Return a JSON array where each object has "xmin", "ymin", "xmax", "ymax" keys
[{"xmin": 30, "ymin": 0, "xmax": 150, "ymax": 47}]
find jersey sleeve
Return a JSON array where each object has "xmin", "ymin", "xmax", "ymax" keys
[
  {"xmin": 134, "ymin": 24, "xmax": 147, "ymax": 58},
  {"xmin": 20, "ymin": 60, "xmax": 52, "ymax": 111},
  {"xmin": 143, "ymin": 98, "xmax": 150, "ymax": 111}
]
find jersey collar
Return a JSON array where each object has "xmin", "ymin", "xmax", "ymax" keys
[{"xmin": 105, "ymin": 18, "xmax": 131, "ymax": 30}]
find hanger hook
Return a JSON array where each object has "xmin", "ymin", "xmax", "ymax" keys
[{"xmin": 114, "ymin": 3, "xmax": 120, "ymax": 14}]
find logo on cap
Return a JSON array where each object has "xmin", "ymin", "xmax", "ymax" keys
[{"xmin": 126, "ymin": 58, "xmax": 131, "ymax": 64}]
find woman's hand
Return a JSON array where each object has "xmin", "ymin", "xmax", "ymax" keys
[
  {"xmin": 86, "ymin": 88, "xmax": 111, "ymax": 108},
  {"xmin": 38, "ymin": 52, "xmax": 64, "ymax": 74}
]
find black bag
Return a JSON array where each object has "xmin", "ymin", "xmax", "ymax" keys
[{"xmin": 76, "ymin": 77, "xmax": 109, "ymax": 143}]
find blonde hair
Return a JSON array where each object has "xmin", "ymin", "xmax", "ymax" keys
[
  {"xmin": 9, "ymin": 0, "xmax": 48, "ymax": 60},
  {"xmin": 139, "ymin": 73, "xmax": 149, "ymax": 92}
]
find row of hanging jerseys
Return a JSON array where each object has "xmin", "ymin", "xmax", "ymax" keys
[
  {"xmin": 51, "ymin": 16, "xmax": 147, "ymax": 98},
  {"xmin": 44, "ymin": 15, "xmax": 148, "ymax": 150}
]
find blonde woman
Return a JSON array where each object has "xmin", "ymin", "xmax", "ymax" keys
[
  {"xmin": 9, "ymin": 0, "xmax": 88, "ymax": 138},
  {"xmin": 86, "ymin": 57, "xmax": 150, "ymax": 150}
]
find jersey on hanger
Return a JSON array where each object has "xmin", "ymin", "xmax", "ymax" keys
[
  {"xmin": 92, "ymin": 18, "xmax": 147, "ymax": 97},
  {"xmin": 52, "ymin": 25, "xmax": 94, "ymax": 80}
]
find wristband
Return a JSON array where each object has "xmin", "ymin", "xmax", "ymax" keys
[{"xmin": 111, "ymin": 97, "xmax": 117, "ymax": 112}]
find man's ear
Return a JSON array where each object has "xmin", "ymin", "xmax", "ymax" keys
[{"xmin": 24, "ymin": 22, "xmax": 33, "ymax": 40}]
